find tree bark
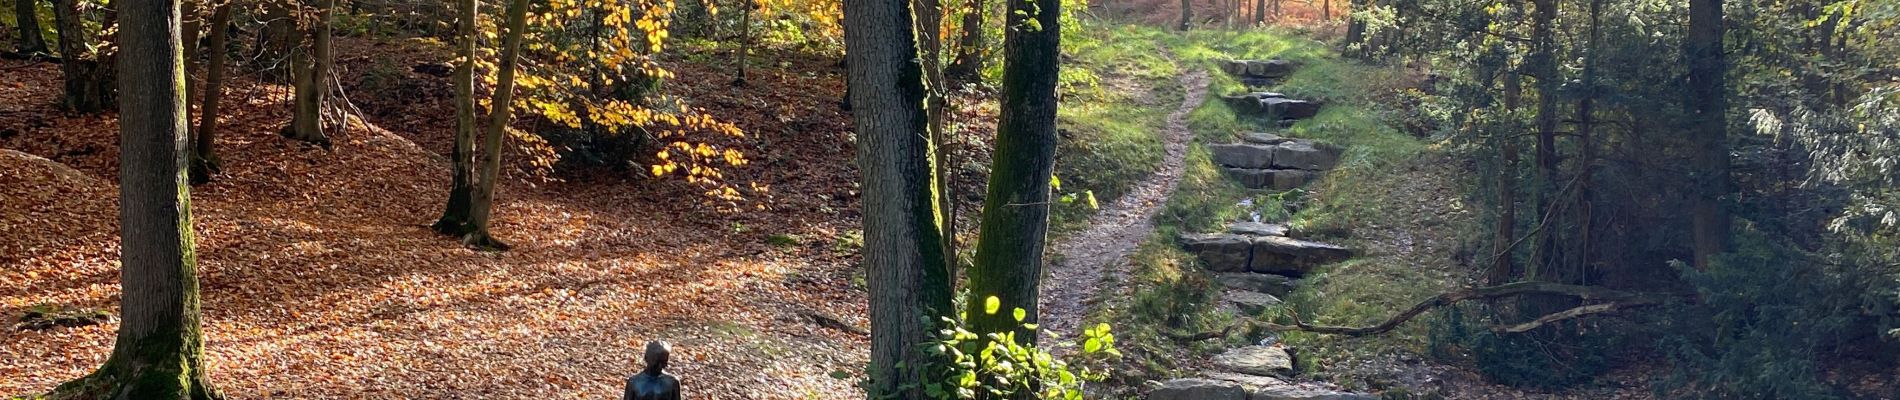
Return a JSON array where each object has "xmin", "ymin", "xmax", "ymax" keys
[
  {"xmin": 49, "ymin": 0, "xmax": 221, "ymax": 395},
  {"xmin": 432, "ymin": 0, "xmax": 478, "ymax": 236},
  {"xmin": 462, "ymin": 0, "xmax": 530, "ymax": 251},
  {"xmin": 1686, "ymin": 0, "xmax": 1730, "ymax": 269},
  {"xmin": 842, "ymin": 0, "xmax": 955, "ymax": 394},
  {"xmin": 1253, "ymin": 0, "xmax": 1263, "ymax": 25},
  {"xmin": 14, "ymin": 0, "xmax": 48, "ymax": 54},
  {"xmin": 189, "ymin": 2, "xmax": 231, "ymax": 185},
  {"xmin": 913, "ymin": 0, "xmax": 956, "ymax": 274},
  {"xmin": 966, "ymin": 0, "xmax": 1059, "ymax": 349},
  {"xmin": 50, "ymin": 0, "xmax": 113, "ymax": 113}
]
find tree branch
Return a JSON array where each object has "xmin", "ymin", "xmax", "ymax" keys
[{"xmin": 1257, "ymin": 282, "xmax": 1683, "ymax": 337}]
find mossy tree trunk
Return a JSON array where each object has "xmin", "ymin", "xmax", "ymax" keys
[
  {"xmin": 189, "ymin": 2, "xmax": 232, "ymax": 185},
  {"xmin": 432, "ymin": 0, "xmax": 478, "ymax": 236},
  {"xmin": 966, "ymin": 0, "xmax": 1059, "ymax": 351},
  {"xmin": 462, "ymin": 0, "xmax": 530, "ymax": 251},
  {"xmin": 14, "ymin": 0, "xmax": 49, "ymax": 54},
  {"xmin": 841, "ymin": 0, "xmax": 955, "ymax": 393},
  {"xmin": 49, "ymin": 0, "xmax": 222, "ymax": 395},
  {"xmin": 50, "ymin": 0, "xmax": 114, "ymax": 113}
]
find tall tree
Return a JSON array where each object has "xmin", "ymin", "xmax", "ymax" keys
[
  {"xmin": 189, "ymin": 2, "xmax": 232, "ymax": 184},
  {"xmin": 965, "ymin": 0, "xmax": 1059, "ymax": 347},
  {"xmin": 49, "ymin": 0, "xmax": 113, "ymax": 112},
  {"xmin": 1685, "ymin": 0, "xmax": 1729, "ymax": 268},
  {"xmin": 1488, "ymin": 62, "xmax": 1522, "ymax": 286},
  {"xmin": 841, "ymin": 0, "xmax": 955, "ymax": 394},
  {"xmin": 1179, "ymin": 0, "xmax": 1192, "ymax": 30},
  {"xmin": 284, "ymin": 0, "xmax": 335, "ymax": 147},
  {"xmin": 1527, "ymin": 0, "xmax": 1560, "ymax": 280},
  {"xmin": 431, "ymin": 0, "xmax": 478, "ymax": 236},
  {"xmin": 461, "ymin": 0, "xmax": 531, "ymax": 250},
  {"xmin": 14, "ymin": 0, "xmax": 48, "ymax": 54},
  {"xmin": 48, "ymin": 0, "xmax": 221, "ymax": 394}
]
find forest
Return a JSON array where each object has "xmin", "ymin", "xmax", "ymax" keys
[{"xmin": 0, "ymin": 0, "xmax": 1896, "ymax": 396}]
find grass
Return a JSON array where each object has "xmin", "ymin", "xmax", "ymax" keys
[{"xmin": 1048, "ymin": 21, "xmax": 1186, "ymax": 233}]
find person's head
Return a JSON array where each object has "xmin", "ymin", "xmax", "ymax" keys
[{"xmin": 643, "ymin": 341, "xmax": 671, "ymax": 373}]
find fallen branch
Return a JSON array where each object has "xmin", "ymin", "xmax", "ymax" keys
[{"xmin": 1258, "ymin": 282, "xmax": 1684, "ymax": 336}]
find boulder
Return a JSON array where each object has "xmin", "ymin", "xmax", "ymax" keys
[
  {"xmin": 1149, "ymin": 378, "xmax": 1247, "ymax": 400},
  {"xmin": 1248, "ymin": 236, "xmax": 1352, "ymax": 276},
  {"xmin": 1213, "ymin": 345, "xmax": 1295, "ymax": 377},
  {"xmin": 1225, "ymin": 290, "xmax": 1283, "ymax": 314},
  {"xmin": 1209, "ymin": 143, "xmax": 1277, "ymax": 169},
  {"xmin": 1260, "ymin": 97, "xmax": 1322, "ymax": 120},
  {"xmin": 1229, "ymin": 222, "xmax": 1289, "ymax": 237},
  {"xmin": 1181, "ymin": 233, "xmax": 1253, "ymax": 273},
  {"xmin": 1215, "ymin": 273, "xmax": 1298, "ymax": 296},
  {"xmin": 1267, "ymin": 169, "xmax": 1319, "ymax": 190},
  {"xmin": 1270, "ymin": 142, "xmax": 1340, "ymax": 171},
  {"xmin": 1240, "ymin": 132, "xmax": 1292, "ymax": 145},
  {"xmin": 1223, "ymin": 168, "xmax": 1273, "ymax": 189}
]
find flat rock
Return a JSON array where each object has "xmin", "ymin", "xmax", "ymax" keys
[
  {"xmin": 1270, "ymin": 142, "xmax": 1340, "ymax": 171},
  {"xmin": 1229, "ymin": 222, "xmax": 1288, "ymax": 236},
  {"xmin": 1202, "ymin": 373, "xmax": 1377, "ymax": 400},
  {"xmin": 1248, "ymin": 236, "xmax": 1352, "ymax": 276},
  {"xmin": 1149, "ymin": 378, "xmax": 1246, "ymax": 400},
  {"xmin": 1260, "ymin": 97, "xmax": 1322, "ymax": 120},
  {"xmin": 1225, "ymin": 290, "xmax": 1282, "ymax": 314},
  {"xmin": 1213, "ymin": 345, "xmax": 1295, "ymax": 377},
  {"xmin": 1240, "ymin": 132, "xmax": 1292, "ymax": 145},
  {"xmin": 1210, "ymin": 143, "xmax": 1277, "ymax": 169},
  {"xmin": 1215, "ymin": 273, "xmax": 1297, "ymax": 296},
  {"xmin": 1181, "ymin": 233, "xmax": 1253, "ymax": 273}
]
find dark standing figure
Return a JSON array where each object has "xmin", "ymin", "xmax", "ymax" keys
[{"xmin": 624, "ymin": 341, "xmax": 681, "ymax": 400}]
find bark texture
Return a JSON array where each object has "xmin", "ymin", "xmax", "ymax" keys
[
  {"xmin": 49, "ymin": 0, "xmax": 221, "ymax": 395},
  {"xmin": 841, "ymin": 0, "xmax": 955, "ymax": 394},
  {"xmin": 14, "ymin": 0, "xmax": 48, "ymax": 54},
  {"xmin": 50, "ymin": 0, "xmax": 113, "ymax": 112},
  {"xmin": 189, "ymin": 3, "xmax": 231, "ymax": 185},
  {"xmin": 966, "ymin": 0, "xmax": 1060, "ymax": 346}
]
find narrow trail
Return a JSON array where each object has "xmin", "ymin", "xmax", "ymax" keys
[{"xmin": 1041, "ymin": 63, "xmax": 1208, "ymax": 340}]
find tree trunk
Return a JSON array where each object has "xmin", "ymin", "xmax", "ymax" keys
[
  {"xmin": 913, "ymin": 0, "xmax": 957, "ymax": 274},
  {"xmin": 189, "ymin": 3, "xmax": 231, "ymax": 185},
  {"xmin": 1571, "ymin": 0, "xmax": 1602, "ymax": 275},
  {"xmin": 1253, "ymin": 0, "xmax": 1263, "ymax": 25},
  {"xmin": 14, "ymin": 0, "xmax": 48, "ymax": 54},
  {"xmin": 1528, "ymin": 0, "xmax": 1559, "ymax": 282},
  {"xmin": 48, "ymin": 0, "xmax": 221, "ymax": 395},
  {"xmin": 1343, "ymin": 0, "xmax": 1366, "ymax": 52},
  {"xmin": 1487, "ymin": 66, "xmax": 1520, "ymax": 286},
  {"xmin": 285, "ymin": 0, "xmax": 335, "ymax": 147},
  {"xmin": 966, "ymin": 0, "xmax": 1059, "ymax": 350},
  {"xmin": 432, "ymin": 0, "xmax": 478, "ymax": 236},
  {"xmin": 945, "ymin": 0, "xmax": 986, "ymax": 84},
  {"xmin": 1685, "ymin": 0, "xmax": 1729, "ymax": 269},
  {"xmin": 1178, "ymin": 0, "xmax": 1191, "ymax": 30},
  {"xmin": 50, "ymin": 0, "xmax": 113, "ymax": 113},
  {"xmin": 462, "ymin": 0, "xmax": 530, "ymax": 251},
  {"xmin": 733, "ymin": 0, "xmax": 751, "ymax": 86},
  {"xmin": 841, "ymin": 0, "xmax": 955, "ymax": 394}
]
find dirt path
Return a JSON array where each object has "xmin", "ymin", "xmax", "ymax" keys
[{"xmin": 1040, "ymin": 64, "xmax": 1208, "ymax": 339}]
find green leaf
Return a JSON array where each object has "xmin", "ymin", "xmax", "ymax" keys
[
  {"xmin": 1050, "ymin": 174, "xmax": 1062, "ymax": 190},
  {"xmin": 984, "ymin": 296, "xmax": 1001, "ymax": 315},
  {"xmin": 1083, "ymin": 338, "xmax": 1102, "ymax": 353},
  {"xmin": 1013, "ymin": 307, "xmax": 1027, "ymax": 322}
]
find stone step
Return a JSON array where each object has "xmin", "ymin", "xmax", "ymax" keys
[
  {"xmin": 1220, "ymin": 92, "xmax": 1322, "ymax": 120},
  {"xmin": 1180, "ymin": 233, "xmax": 1353, "ymax": 276},
  {"xmin": 1208, "ymin": 141, "xmax": 1341, "ymax": 171},
  {"xmin": 1150, "ymin": 375, "xmax": 1376, "ymax": 400},
  {"xmin": 1216, "ymin": 272, "xmax": 1297, "ymax": 297},
  {"xmin": 1219, "ymin": 59, "xmax": 1297, "ymax": 80},
  {"xmin": 1223, "ymin": 168, "xmax": 1318, "ymax": 191},
  {"xmin": 1224, "ymin": 290, "xmax": 1283, "ymax": 315},
  {"xmin": 1213, "ymin": 345, "xmax": 1295, "ymax": 377}
]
